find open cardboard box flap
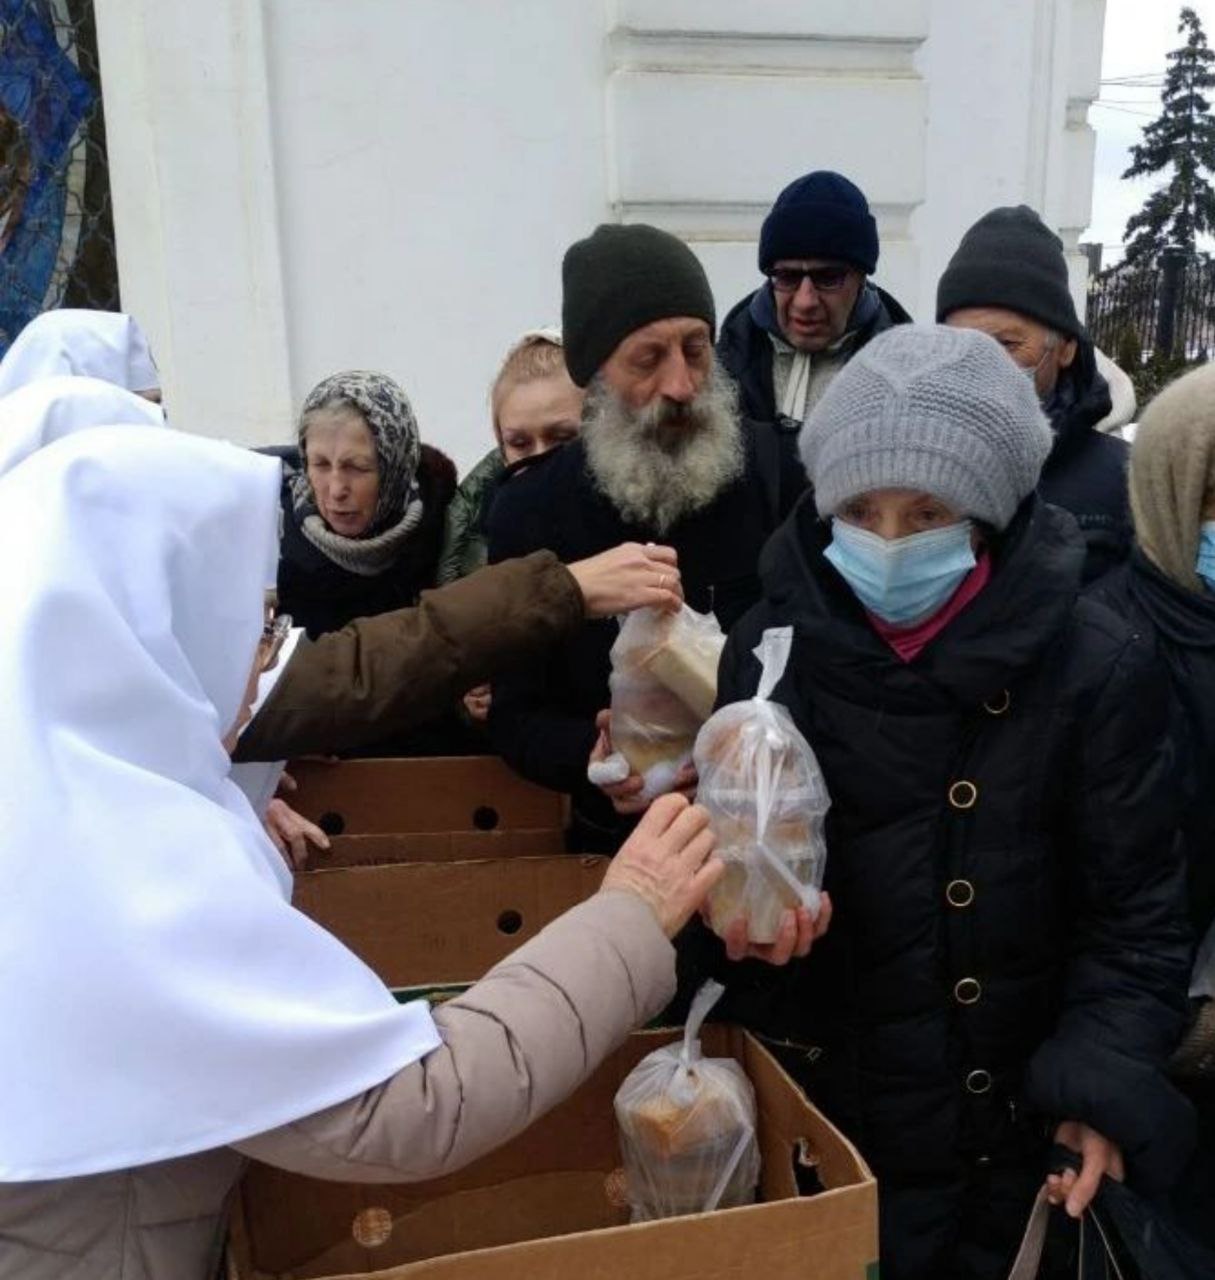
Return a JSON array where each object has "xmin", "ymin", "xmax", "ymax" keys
[{"xmin": 231, "ymin": 1026, "xmax": 876, "ymax": 1280}]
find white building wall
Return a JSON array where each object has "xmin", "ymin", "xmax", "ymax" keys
[{"xmin": 95, "ymin": 0, "xmax": 1107, "ymax": 472}]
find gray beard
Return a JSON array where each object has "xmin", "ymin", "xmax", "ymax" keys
[{"xmin": 581, "ymin": 361, "xmax": 745, "ymax": 536}]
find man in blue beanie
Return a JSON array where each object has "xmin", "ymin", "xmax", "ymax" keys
[{"xmin": 718, "ymin": 170, "xmax": 912, "ymax": 434}]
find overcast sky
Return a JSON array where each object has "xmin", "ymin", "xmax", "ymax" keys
[{"xmin": 1088, "ymin": 0, "xmax": 1215, "ymax": 261}]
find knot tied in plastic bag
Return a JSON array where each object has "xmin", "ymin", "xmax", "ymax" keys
[
  {"xmin": 589, "ymin": 604, "xmax": 725, "ymax": 803},
  {"xmin": 614, "ymin": 981, "xmax": 760, "ymax": 1221},
  {"xmin": 694, "ymin": 627, "xmax": 831, "ymax": 944}
]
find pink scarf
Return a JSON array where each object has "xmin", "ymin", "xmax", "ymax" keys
[{"xmin": 868, "ymin": 552, "xmax": 993, "ymax": 662}]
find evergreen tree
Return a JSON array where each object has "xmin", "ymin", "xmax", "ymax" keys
[{"xmin": 1122, "ymin": 7, "xmax": 1215, "ymax": 264}]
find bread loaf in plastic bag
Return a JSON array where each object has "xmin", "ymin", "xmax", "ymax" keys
[
  {"xmin": 614, "ymin": 981, "xmax": 760, "ymax": 1221},
  {"xmin": 589, "ymin": 604, "xmax": 724, "ymax": 803},
  {"xmin": 695, "ymin": 627, "xmax": 830, "ymax": 944}
]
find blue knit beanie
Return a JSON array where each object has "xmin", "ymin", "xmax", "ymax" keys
[{"xmin": 758, "ymin": 171, "xmax": 879, "ymax": 275}]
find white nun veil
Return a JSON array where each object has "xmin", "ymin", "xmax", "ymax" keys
[
  {"xmin": 0, "ymin": 374, "xmax": 164, "ymax": 477},
  {"xmin": 0, "ymin": 427, "xmax": 439, "ymax": 1181},
  {"xmin": 0, "ymin": 309, "xmax": 160, "ymax": 398}
]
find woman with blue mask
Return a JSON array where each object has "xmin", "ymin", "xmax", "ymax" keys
[
  {"xmin": 1090, "ymin": 362, "xmax": 1215, "ymax": 1252},
  {"xmin": 677, "ymin": 325, "xmax": 1192, "ymax": 1280}
]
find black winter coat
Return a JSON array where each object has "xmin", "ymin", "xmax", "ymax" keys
[
  {"xmin": 1092, "ymin": 550, "xmax": 1215, "ymax": 937},
  {"xmin": 276, "ymin": 444, "xmax": 457, "ymax": 640},
  {"xmin": 678, "ymin": 495, "xmax": 1192, "ymax": 1280},
  {"xmin": 1039, "ymin": 340, "xmax": 1130, "ymax": 584},
  {"xmin": 485, "ymin": 431, "xmax": 806, "ymax": 848},
  {"xmin": 716, "ymin": 283, "xmax": 912, "ymax": 427}
]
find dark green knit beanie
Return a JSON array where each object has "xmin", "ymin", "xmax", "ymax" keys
[
  {"xmin": 561, "ymin": 224, "xmax": 717, "ymax": 387},
  {"xmin": 935, "ymin": 205, "xmax": 1084, "ymax": 341}
]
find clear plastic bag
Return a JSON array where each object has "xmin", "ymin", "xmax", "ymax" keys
[
  {"xmin": 614, "ymin": 981, "xmax": 760, "ymax": 1222},
  {"xmin": 694, "ymin": 627, "xmax": 830, "ymax": 944},
  {"xmin": 591, "ymin": 605, "xmax": 725, "ymax": 803}
]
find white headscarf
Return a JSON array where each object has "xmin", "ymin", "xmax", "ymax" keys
[
  {"xmin": 0, "ymin": 309, "xmax": 160, "ymax": 398},
  {"xmin": 0, "ymin": 377, "xmax": 295, "ymax": 873},
  {"xmin": 0, "ymin": 374, "xmax": 164, "ymax": 478},
  {"xmin": 0, "ymin": 427, "xmax": 439, "ymax": 1181}
]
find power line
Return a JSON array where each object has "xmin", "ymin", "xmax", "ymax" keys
[
  {"xmin": 1100, "ymin": 77, "xmax": 1165, "ymax": 89},
  {"xmin": 1092, "ymin": 102, "xmax": 1158, "ymax": 117}
]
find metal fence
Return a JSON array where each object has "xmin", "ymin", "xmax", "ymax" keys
[
  {"xmin": 1087, "ymin": 254, "xmax": 1215, "ymax": 367},
  {"xmin": 0, "ymin": 0, "xmax": 118, "ymax": 356}
]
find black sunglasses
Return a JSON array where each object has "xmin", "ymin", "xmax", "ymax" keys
[{"xmin": 767, "ymin": 265, "xmax": 853, "ymax": 295}]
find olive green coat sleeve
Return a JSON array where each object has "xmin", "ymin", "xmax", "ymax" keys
[{"xmin": 235, "ymin": 551, "xmax": 583, "ymax": 761}]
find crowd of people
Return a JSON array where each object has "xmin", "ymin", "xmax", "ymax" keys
[{"xmin": 0, "ymin": 168, "xmax": 1213, "ymax": 1280}]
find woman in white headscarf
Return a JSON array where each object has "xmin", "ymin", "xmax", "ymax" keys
[
  {"xmin": 0, "ymin": 308, "xmax": 160, "ymax": 400},
  {"xmin": 0, "ymin": 426, "xmax": 718, "ymax": 1280}
]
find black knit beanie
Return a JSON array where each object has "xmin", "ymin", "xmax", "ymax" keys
[
  {"xmin": 758, "ymin": 171, "xmax": 879, "ymax": 274},
  {"xmin": 561, "ymin": 224, "xmax": 716, "ymax": 388},
  {"xmin": 936, "ymin": 205, "xmax": 1084, "ymax": 340}
]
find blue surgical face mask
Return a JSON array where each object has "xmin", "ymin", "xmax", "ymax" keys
[
  {"xmin": 824, "ymin": 518, "xmax": 978, "ymax": 626},
  {"xmin": 1197, "ymin": 521, "xmax": 1215, "ymax": 592}
]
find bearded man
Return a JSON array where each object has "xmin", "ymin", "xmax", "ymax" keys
[{"xmin": 487, "ymin": 223, "xmax": 805, "ymax": 851}]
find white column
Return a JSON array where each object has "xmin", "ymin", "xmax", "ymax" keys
[{"xmin": 94, "ymin": 0, "xmax": 294, "ymax": 443}]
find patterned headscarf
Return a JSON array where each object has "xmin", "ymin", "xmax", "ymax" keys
[{"xmin": 295, "ymin": 370, "xmax": 421, "ymax": 527}]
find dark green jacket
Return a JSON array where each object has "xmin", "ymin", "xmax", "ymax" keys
[{"xmin": 437, "ymin": 449, "xmax": 505, "ymax": 584}]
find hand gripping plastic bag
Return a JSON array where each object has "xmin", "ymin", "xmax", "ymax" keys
[
  {"xmin": 694, "ymin": 627, "xmax": 830, "ymax": 944},
  {"xmin": 1007, "ymin": 1145, "xmax": 1215, "ymax": 1279},
  {"xmin": 588, "ymin": 604, "xmax": 725, "ymax": 803},
  {"xmin": 614, "ymin": 981, "xmax": 760, "ymax": 1222}
]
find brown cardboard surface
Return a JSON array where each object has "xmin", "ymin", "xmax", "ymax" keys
[
  {"xmin": 232, "ymin": 1028, "xmax": 877, "ymax": 1280},
  {"xmin": 285, "ymin": 757, "xmax": 567, "ymax": 837},
  {"xmin": 292, "ymin": 856, "xmax": 608, "ymax": 987},
  {"xmin": 303, "ymin": 830, "xmax": 567, "ymax": 871}
]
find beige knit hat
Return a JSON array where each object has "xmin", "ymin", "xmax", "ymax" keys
[{"xmin": 1130, "ymin": 362, "xmax": 1215, "ymax": 591}]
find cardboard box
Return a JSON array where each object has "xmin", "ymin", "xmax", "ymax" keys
[
  {"xmin": 293, "ymin": 855, "xmax": 607, "ymax": 988},
  {"xmin": 239, "ymin": 756, "xmax": 878, "ymax": 1278},
  {"xmin": 230, "ymin": 1025, "xmax": 878, "ymax": 1280},
  {"xmin": 286, "ymin": 756, "xmax": 568, "ymax": 839}
]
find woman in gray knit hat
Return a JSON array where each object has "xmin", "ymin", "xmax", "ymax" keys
[{"xmin": 679, "ymin": 324, "xmax": 1192, "ymax": 1280}]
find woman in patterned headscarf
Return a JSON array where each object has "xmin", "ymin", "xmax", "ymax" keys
[{"xmin": 276, "ymin": 370, "xmax": 456, "ymax": 639}]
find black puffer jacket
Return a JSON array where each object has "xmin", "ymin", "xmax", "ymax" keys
[
  {"xmin": 276, "ymin": 444, "xmax": 457, "ymax": 639},
  {"xmin": 1039, "ymin": 339, "xmax": 1130, "ymax": 584},
  {"xmin": 717, "ymin": 282, "xmax": 911, "ymax": 427},
  {"xmin": 486, "ymin": 431, "xmax": 806, "ymax": 850},
  {"xmin": 1092, "ymin": 550, "xmax": 1215, "ymax": 937},
  {"xmin": 679, "ymin": 495, "xmax": 1192, "ymax": 1280}
]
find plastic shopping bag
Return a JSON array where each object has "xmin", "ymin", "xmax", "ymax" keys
[
  {"xmin": 589, "ymin": 605, "xmax": 725, "ymax": 803},
  {"xmin": 695, "ymin": 627, "xmax": 830, "ymax": 944},
  {"xmin": 614, "ymin": 981, "xmax": 760, "ymax": 1222},
  {"xmin": 1007, "ymin": 1145, "xmax": 1215, "ymax": 1279}
]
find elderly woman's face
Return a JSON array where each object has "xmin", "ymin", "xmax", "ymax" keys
[
  {"xmin": 303, "ymin": 408, "xmax": 381, "ymax": 538},
  {"xmin": 837, "ymin": 488, "xmax": 969, "ymax": 542}
]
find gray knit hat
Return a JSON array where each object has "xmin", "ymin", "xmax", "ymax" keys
[{"xmin": 800, "ymin": 324, "xmax": 1052, "ymax": 531}]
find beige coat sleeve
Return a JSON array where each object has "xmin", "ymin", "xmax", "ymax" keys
[
  {"xmin": 233, "ymin": 890, "xmax": 673, "ymax": 1182},
  {"xmin": 234, "ymin": 551, "xmax": 583, "ymax": 761}
]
